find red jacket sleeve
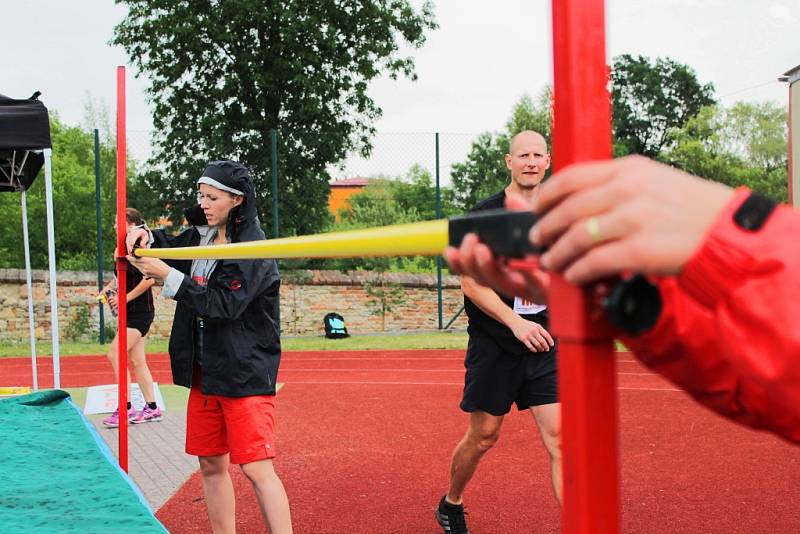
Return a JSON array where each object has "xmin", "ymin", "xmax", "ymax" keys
[{"xmin": 622, "ymin": 188, "xmax": 800, "ymax": 444}]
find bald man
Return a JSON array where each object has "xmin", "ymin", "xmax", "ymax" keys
[{"xmin": 435, "ymin": 131, "xmax": 561, "ymax": 534}]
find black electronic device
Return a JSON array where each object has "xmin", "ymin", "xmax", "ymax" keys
[{"xmin": 448, "ymin": 209, "xmax": 543, "ymax": 258}]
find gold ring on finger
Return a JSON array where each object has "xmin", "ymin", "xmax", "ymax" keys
[{"xmin": 586, "ymin": 216, "xmax": 601, "ymax": 244}]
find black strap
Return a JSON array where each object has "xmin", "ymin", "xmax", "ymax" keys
[{"xmin": 733, "ymin": 192, "xmax": 777, "ymax": 231}]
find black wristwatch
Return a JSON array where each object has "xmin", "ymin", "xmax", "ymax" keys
[{"xmin": 604, "ymin": 275, "xmax": 662, "ymax": 336}]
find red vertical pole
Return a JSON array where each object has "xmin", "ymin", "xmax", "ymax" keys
[
  {"xmin": 116, "ymin": 66, "xmax": 129, "ymax": 473},
  {"xmin": 550, "ymin": 1, "xmax": 619, "ymax": 533}
]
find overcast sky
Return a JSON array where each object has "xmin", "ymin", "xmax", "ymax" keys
[{"xmin": 3, "ymin": 0, "xmax": 798, "ymax": 180}]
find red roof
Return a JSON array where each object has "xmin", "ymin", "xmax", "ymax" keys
[{"xmin": 330, "ymin": 177, "xmax": 369, "ymax": 187}]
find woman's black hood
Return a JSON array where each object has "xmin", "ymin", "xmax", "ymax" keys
[{"xmin": 184, "ymin": 160, "xmax": 265, "ymax": 243}]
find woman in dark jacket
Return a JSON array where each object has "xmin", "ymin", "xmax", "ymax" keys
[{"xmin": 127, "ymin": 160, "xmax": 292, "ymax": 534}]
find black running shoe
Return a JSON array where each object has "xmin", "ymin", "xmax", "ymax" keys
[{"xmin": 435, "ymin": 495, "xmax": 470, "ymax": 534}]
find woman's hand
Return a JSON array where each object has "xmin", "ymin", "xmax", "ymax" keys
[
  {"xmin": 107, "ymin": 294, "xmax": 119, "ymax": 313},
  {"xmin": 444, "ymin": 193, "xmax": 550, "ymax": 303},
  {"xmin": 531, "ymin": 156, "xmax": 735, "ymax": 284},
  {"xmin": 126, "ymin": 256, "xmax": 172, "ymax": 282},
  {"xmin": 125, "ymin": 227, "xmax": 150, "ymax": 254}
]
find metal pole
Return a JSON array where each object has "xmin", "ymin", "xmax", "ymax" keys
[
  {"xmin": 443, "ymin": 305, "xmax": 464, "ymax": 330},
  {"xmin": 21, "ymin": 191, "xmax": 38, "ymax": 390},
  {"xmin": 271, "ymin": 129, "xmax": 280, "ymax": 333},
  {"xmin": 116, "ymin": 65, "xmax": 129, "ymax": 472},
  {"xmin": 435, "ymin": 132, "xmax": 443, "ymax": 329},
  {"xmin": 43, "ymin": 149, "xmax": 61, "ymax": 389},
  {"xmin": 271, "ymin": 129, "xmax": 279, "ymax": 237},
  {"xmin": 94, "ymin": 129, "xmax": 106, "ymax": 343},
  {"xmin": 551, "ymin": 1, "xmax": 619, "ymax": 533}
]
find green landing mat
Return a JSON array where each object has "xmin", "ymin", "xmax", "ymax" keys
[{"xmin": 0, "ymin": 390, "xmax": 166, "ymax": 533}]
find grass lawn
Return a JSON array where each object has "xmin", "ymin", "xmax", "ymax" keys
[{"xmin": 0, "ymin": 330, "xmax": 469, "ymax": 358}]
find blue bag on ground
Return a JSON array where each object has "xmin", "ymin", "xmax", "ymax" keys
[{"xmin": 324, "ymin": 312, "xmax": 349, "ymax": 339}]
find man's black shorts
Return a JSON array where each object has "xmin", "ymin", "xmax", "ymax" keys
[
  {"xmin": 460, "ymin": 335, "xmax": 558, "ymax": 416},
  {"xmin": 127, "ymin": 310, "xmax": 155, "ymax": 337}
]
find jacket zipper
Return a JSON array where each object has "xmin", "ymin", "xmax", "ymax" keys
[{"xmin": 197, "ymin": 317, "xmax": 205, "ymax": 370}]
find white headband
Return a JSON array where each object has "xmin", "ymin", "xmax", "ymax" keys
[{"xmin": 197, "ymin": 176, "xmax": 244, "ymax": 196}]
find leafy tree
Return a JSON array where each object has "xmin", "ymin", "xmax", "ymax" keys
[
  {"xmin": 65, "ymin": 304, "xmax": 92, "ymax": 341},
  {"xmin": 332, "ymin": 178, "xmax": 421, "ymax": 272},
  {"xmin": 112, "ymin": 0, "xmax": 437, "ymax": 237},
  {"xmin": 342, "ymin": 179, "xmax": 420, "ymax": 227},
  {"xmin": 0, "ymin": 114, "xmax": 133, "ymax": 270},
  {"xmin": 0, "ymin": 110, "xmax": 157, "ymax": 270},
  {"xmin": 280, "ymin": 165, "xmax": 456, "ymax": 273},
  {"xmin": 449, "ymin": 132, "xmax": 509, "ymax": 211},
  {"xmin": 330, "ymin": 200, "xmax": 415, "ymax": 326},
  {"xmin": 611, "ymin": 54, "xmax": 715, "ymax": 157},
  {"xmin": 716, "ymin": 101, "xmax": 787, "ymax": 174},
  {"xmin": 81, "ymin": 96, "xmax": 165, "ymax": 226},
  {"xmin": 663, "ymin": 102, "xmax": 787, "ymax": 202},
  {"xmin": 506, "ymin": 87, "xmax": 552, "ymax": 141},
  {"xmin": 385, "ymin": 164, "xmax": 459, "ymax": 220},
  {"xmin": 451, "ymin": 89, "xmax": 552, "ymax": 211},
  {"xmin": 364, "ymin": 273, "xmax": 406, "ymax": 331},
  {"xmin": 281, "ymin": 269, "xmax": 314, "ymax": 335}
]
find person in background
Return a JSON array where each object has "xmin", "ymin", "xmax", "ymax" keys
[
  {"xmin": 445, "ymin": 155, "xmax": 800, "ymax": 445},
  {"xmin": 436, "ymin": 131, "xmax": 561, "ymax": 534},
  {"xmin": 100, "ymin": 207, "xmax": 162, "ymax": 427},
  {"xmin": 125, "ymin": 160, "xmax": 292, "ymax": 534}
]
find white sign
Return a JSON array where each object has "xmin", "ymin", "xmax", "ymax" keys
[
  {"xmin": 513, "ymin": 296, "xmax": 547, "ymax": 316},
  {"xmin": 84, "ymin": 383, "xmax": 166, "ymax": 415}
]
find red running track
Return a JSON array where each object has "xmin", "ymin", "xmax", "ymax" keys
[
  {"xmin": 0, "ymin": 353, "xmax": 175, "ymax": 388},
  {"xmin": 4, "ymin": 351, "xmax": 798, "ymax": 532},
  {"xmin": 157, "ymin": 350, "xmax": 800, "ymax": 533}
]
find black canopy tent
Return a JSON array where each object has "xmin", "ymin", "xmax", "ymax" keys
[
  {"xmin": 0, "ymin": 93, "xmax": 50, "ymax": 191},
  {"xmin": 0, "ymin": 92, "xmax": 61, "ymax": 389}
]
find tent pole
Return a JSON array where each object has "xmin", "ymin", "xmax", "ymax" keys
[
  {"xmin": 21, "ymin": 190, "xmax": 38, "ymax": 390},
  {"xmin": 94, "ymin": 129, "xmax": 106, "ymax": 343},
  {"xmin": 43, "ymin": 148, "xmax": 61, "ymax": 389}
]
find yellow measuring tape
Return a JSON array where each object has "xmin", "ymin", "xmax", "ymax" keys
[{"xmin": 133, "ymin": 219, "xmax": 450, "ymax": 260}]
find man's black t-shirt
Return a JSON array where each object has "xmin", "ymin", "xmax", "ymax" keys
[{"xmin": 463, "ymin": 190, "xmax": 548, "ymax": 355}]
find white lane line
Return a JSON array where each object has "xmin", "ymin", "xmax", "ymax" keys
[
  {"xmin": 618, "ymin": 386, "xmax": 681, "ymax": 392},
  {"xmin": 283, "ymin": 380, "xmax": 682, "ymax": 392},
  {"xmin": 285, "ymin": 380, "xmax": 464, "ymax": 386},
  {"xmin": 282, "ymin": 357, "xmax": 463, "ymax": 361},
  {"xmin": 280, "ymin": 368, "xmax": 463, "ymax": 372},
  {"xmin": 281, "ymin": 369, "xmax": 658, "ymax": 377},
  {"xmin": 284, "ymin": 357, "xmax": 641, "ymax": 362}
]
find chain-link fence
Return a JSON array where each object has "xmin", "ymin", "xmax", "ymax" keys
[
  {"xmin": 117, "ymin": 129, "xmax": 485, "ymax": 333},
  {"xmin": 3, "ymin": 123, "xmax": 515, "ymax": 343},
  {"xmin": 329, "ymin": 131, "xmax": 476, "ymax": 186},
  {"xmin": 126, "ymin": 131, "xmax": 478, "ymax": 181},
  {"xmin": 122, "ymin": 129, "xmax": 480, "ymax": 218}
]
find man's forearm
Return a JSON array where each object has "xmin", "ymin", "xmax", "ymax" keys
[{"xmin": 462, "ymin": 275, "xmax": 519, "ymax": 328}]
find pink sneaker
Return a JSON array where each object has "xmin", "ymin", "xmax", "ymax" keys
[
  {"xmin": 102, "ymin": 407, "xmax": 137, "ymax": 428},
  {"xmin": 131, "ymin": 406, "xmax": 163, "ymax": 424}
]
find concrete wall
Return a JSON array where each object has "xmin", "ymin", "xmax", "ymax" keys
[{"xmin": 0, "ymin": 268, "xmax": 468, "ymax": 342}]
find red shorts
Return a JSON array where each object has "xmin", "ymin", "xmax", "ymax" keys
[{"xmin": 185, "ymin": 386, "xmax": 277, "ymax": 465}]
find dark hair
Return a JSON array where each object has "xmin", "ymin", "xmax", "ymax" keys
[{"xmin": 125, "ymin": 208, "xmax": 145, "ymax": 226}]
